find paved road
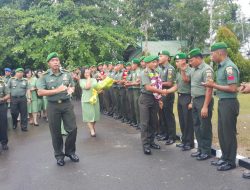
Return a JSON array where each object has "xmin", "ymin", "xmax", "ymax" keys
[{"xmin": 0, "ymin": 101, "xmax": 249, "ymax": 190}]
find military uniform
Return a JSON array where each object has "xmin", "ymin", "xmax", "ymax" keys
[
  {"xmin": 216, "ymin": 58, "xmax": 239, "ymax": 167},
  {"xmin": 7, "ymin": 72, "xmax": 29, "ymax": 131},
  {"xmin": 0, "ymin": 77, "xmax": 10, "ymax": 149},
  {"xmin": 139, "ymin": 67, "xmax": 159, "ymax": 149},
  {"xmin": 131, "ymin": 66, "xmax": 141, "ymax": 128},
  {"xmin": 36, "ymin": 68, "xmax": 78, "ymax": 161},
  {"xmin": 158, "ymin": 63, "xmax": 176, "ymax": 143},
  {"xmin": 210, "ymin": 42, "xmax": 240, "ymax": 169},
  {"xmin": 176, "ymin": 66, "xmax": 194, "ymax": 148},
  {"xmin": 139, "ymin": 56, "xmax": 162, "ymax": 154},
  {"xmin": 188, "ymin": 56, "xmax": 214, "ymax": 158}
]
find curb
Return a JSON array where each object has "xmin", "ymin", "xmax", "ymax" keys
[{"xmin": 176, "ymin": 134, "xmax": 250, "ymax": 169}]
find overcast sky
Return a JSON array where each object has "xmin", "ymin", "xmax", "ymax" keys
[{"xmin": 238, "ymin": 0, "xmax": 250, "ymax": 18}]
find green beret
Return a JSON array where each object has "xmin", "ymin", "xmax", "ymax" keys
[
  {"xmin": 158, "ymin": 50, "xmax": 170, "ymax": 57},
  {"xmin": 46, "ymin": 52, "xmax": 59, "ymax": 62},
  {"xmin": 97, "ymin": 62, "xmax": 103, "ymax": 66},
  {"xmin": 15, "ymin": 68, "xmax": 24, "ymax": 72},
  {"xmin": 174, "ymin": 53, "xmax": 187, "ymax": 60},
  {"xmin": 211, "ymin": 42, "xmax": 228, "ymax": 52},
  {"xmin": 117, "ymin": 61, "xmax": 124, "ymax": 65},
  {"xmin": 126, "ymin": 62, "xmax": 131, "ymax": 66},
  {"xmin": 132, "ymin": 58, "xmax": 140, "ymax": 64},
  {"xmin": 143, "ymin": 55, "xmax": 159, "ymax": 63},
  {"xmin": 139, "ymin": 56, "xmax": 145, "ymax": 62},
  {"xmin": 188, "ymin": 48, "xmax": 202, "ymax": 59}
]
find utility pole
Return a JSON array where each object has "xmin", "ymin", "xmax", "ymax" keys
[{"xmin": 209, "ymin": 0, "xmax": 214, "ymax": 67}]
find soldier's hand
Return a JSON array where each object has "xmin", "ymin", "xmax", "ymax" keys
[
  {"xmin": 57, "ymin": 84, "xmax": 67, "ymax": 93},
  {"xmin": 188, "ymin": 103, "xmax": 192, "ymax": 110},
  {"xmin": 201, "ymin": 106, "xmax": 208, "ymax": 118},
  {"xmin": 67, "ymin": 84, "xmax": 74, "ymax": 96},
  {"xmin": 201, "ymin": 80, "xmax": 214, "ymax": 88},
  {"xmin": 162, "ymin": 89, "xmax": 168, "ymax": 96}
]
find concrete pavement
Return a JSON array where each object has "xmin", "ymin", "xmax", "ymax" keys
[{"xmin": 0, "ymin": 101, "xmax": 249, "ymax": 190}]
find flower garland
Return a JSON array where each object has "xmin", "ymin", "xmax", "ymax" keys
[{"xmin": 148, "ymin": 71, "xmax": 162, "ymax": 100}]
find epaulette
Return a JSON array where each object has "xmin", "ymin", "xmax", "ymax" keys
[
  {"xmin": 60, "ymin": 68, "xmax": 70, "ymax": 73},
  {"xmin": 22, "ymin": 78, "xmax": 28, "ymax": 81},
  {"xmin": 42, "ymin": 70, "xmax": 50, "ymax": 75}
]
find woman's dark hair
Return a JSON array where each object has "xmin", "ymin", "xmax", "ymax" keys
[
  {"xmin": 36, "ymin": 69, "xmax": 43, "ymax": 78},
  {"xmin": 80, "ymin": 67, "xmax": 92, "ymax": 79},
  {"xmin": 24, "ymin": 69, "xmax": 32, "ymax": 77}
]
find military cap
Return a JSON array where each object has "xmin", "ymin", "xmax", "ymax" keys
[
  {"xmin": 97, "ymin": 62, "xmax": 103, "ymax": 66},
  {"xmin": 139, "ymin": 56, "xmax": 145, "ymax": 62},
  {"xmin": 143, "ymin": 55, "xmax": 159, "ymax": 63},
  {"xmin": 126, "ymin": 62, "xmax": 131, "ymax": 66},
  {"xmin": 15, "ymin": 68, "xmax": 24, "ymax": 72},
  {"xmin": 158, "ymin": 50, "xmax": 171, "ymax": 57},
  {"xmin": 174, "ymin": 52, "xmax": 187, "ymax": 60},
  {"xmin": 211, "ymin": 42, "xmax": 228, "ymax": 52},
  {"xmin": 46, "ymin": 52, "xmax": 59, "ymax": 62},
  {"xmin": 132, "ymin": 58, "xmax": 140, "ymax": 64},
  {"xmin": 117, "ymin": 61, "xmax": 124, "ymax": 65},
  {"xmin": 187, "ymin": 48, "xmax": 202, "ymax": 59},
  {"xmin": 4, "ymin": 68, "xmax": 11, "ymax": 72}
]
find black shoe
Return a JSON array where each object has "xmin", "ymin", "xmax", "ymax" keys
[
  {"xmin": 191, "ymin": 151, "xmax": 201, "ymax": 157},
  {"xmin": 211, "ymin": 159, "xmax": 226, "ymax": 166},
  {"xmin": 217, "ymin": 163, "xmax": 236, "ymax": 171},
  {"xmin": 57, "ymin": 158, "xmax": 65, "ymax": 166},
  {"xmin": 176, "ymin": 143, "xmax": 185, "ymax": 148},
  {"xmin": 13, "ymin": 124, "xmax": 17, "ymax": 129},
  {"xmin": 182, "ymin": 145, "xmax": 193, "ymax": 151},
  {"xmin": 34, "ymin": 123, "xmax": 39, "ymax": 126},
  {"xmin": 65, "ymin": 154, "xmax": 79, "ymax": 162},
  {"xmin": 150, "ymin": 142, "xmax": 161, "ymax": 149},
  {"xmin": 21, "ymin": 128, "xmax": 28, "ymax": 132},
  {"xmin": 2, "ymin": 144, "xmax": 8, "ymax": 150},
  {"xmin": 165, "ymin": 139, "xmax": 175, "ymax": 145},
  {"xmin": 196, "ymin": 154, "xmax": 211, "ymax": 161},
  {"xmin": 143, "ymin": 147, "xmax": 151, "ymax": 155},
  {"xmin": 242, "ymin": 171, "xmax": 250, "ymax": 179}
]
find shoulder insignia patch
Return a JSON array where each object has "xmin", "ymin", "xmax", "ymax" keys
[{"xmin": 226, "ymin": 66, "xmax": 233, "ymax": 76}]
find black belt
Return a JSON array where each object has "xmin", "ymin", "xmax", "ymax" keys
[
  {"xmin": 193, "ymin": 95, "xmax": 205, "ymax": 99},
  {"xmin": 11, "ymin": 95, "xmax": 26, "ymax": 98},
  {"xmin": 48, "ymin": 99, "xmax": 70, "ymax": 104}
]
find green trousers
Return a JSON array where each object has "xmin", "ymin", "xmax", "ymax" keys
[
  {"xmin": 218, "ymin": 98, "xmax": 239, "ymax": 165},
  {"xmin": 47, "ymin": 100, "xmax": 77, "ymax": 160},
  {"xmin": 192, "ymin": 96, "xmax": 213, "ymax": 155}
]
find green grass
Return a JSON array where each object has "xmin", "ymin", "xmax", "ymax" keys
[{"xmin": 174, "ymin": 94, "xmax": 250, "ymax": 157}]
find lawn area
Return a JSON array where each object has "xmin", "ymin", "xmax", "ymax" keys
[{"xmin": 174, "ymin": 94, "xmax": 250, "ymax": 158}]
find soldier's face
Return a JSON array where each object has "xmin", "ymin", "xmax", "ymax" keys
[
  {"xmin": 5, "ymin": 71, "xmax": 11, "ymax": 76},
  {"xmin": 159, "ymin": 55, "xmax": 169, "ymax": 64},
  {"xmin": 131, "ymin": 64, "xmax": 137, "ymax": 70},
  {"xmin": 48, "ymin": 58, "xmax": 60, "ymax": 70},
  {"xmin": 126, "ymin": 65, "xmax": 131, "ymax": 71},
  {"xmin": 148, "ymin": 60, "xmax": 158, "ymax": 70},
  {"xmin": 16, "ymin": 71, "xmax": 24, "ymax": 78},
  {"xmin": 140, "ymin": 61, "xmax": 146, "ymax": 68},
  {"xmin": 189, "ymin": 57, "xmax": 200, "ymax": 68},
  {"xmin": 210, "ymin": 51, "xmax": 220, "ymax": 63}
]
